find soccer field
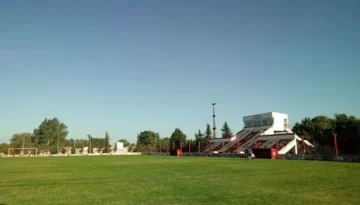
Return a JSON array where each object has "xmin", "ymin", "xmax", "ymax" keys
[{"xmin": 0, "ymin": 156, "xmax": 359, "ymax": 205}]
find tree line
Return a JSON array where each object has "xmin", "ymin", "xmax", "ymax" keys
[
  {"xmin": 1, "ymin": 113, "xmax": 359, "ymax": 155},
  {"xmin": 133, "ymin": 122, "xmax": 234, "ymax": 152},
  {"xmin": 0, "ymin": 118, "xmax": 120, "ymax": 154},
  {"xmin": 292, "ymin": 113, "xmax": 360, "ymax": 154}
]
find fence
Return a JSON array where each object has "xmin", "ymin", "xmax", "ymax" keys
[
  {"xmin": 147, "ymin": 152, "xmax": 360, "ymax": 162},
  {"xmin": 182, "ymin": 153, "xmax": 243, "ymax": 158},
  {"xmin": 281, "ymin": 154, "xmax": 360, "ymax": 162},
  {"xmin": 147, "ymin": 152, "xmax": 243, "ymax": 158}
]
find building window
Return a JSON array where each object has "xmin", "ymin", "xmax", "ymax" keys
[{"xmin": 244, "ymin": 121, "xmax": 253, "ymax": 127}]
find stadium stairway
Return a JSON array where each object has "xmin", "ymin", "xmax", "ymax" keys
[
  {"xmin": 223, "ymin": 126, "xmax": 272, "ymax": 153},
  {"xmin": 286, "ymin": 128, "xmax": 314, "ymax": 147},
  {"xmin": 278, "ymin": 139, "xmax": 297, "ymax": 154},
  {"xmin": 203, "ymin": 141, "xmax": 222, "ymax": 152},
  {"xmin": 259, "ymin": 140, "xmax": 276, "ymax": 149},
  {"xmin": 212, "ymin": 142, "xmax": 229, "ymax": 152},
  {"xmin": 227, "ymin": 131, "xmax": 259, "ymax": 152},
  {"xmin": 218, "ymin": 130, "xmax": 247, "ymax": 152}
]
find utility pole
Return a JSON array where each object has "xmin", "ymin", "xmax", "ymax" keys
[
  {"xmin": 57, "ymin": 132, "xmax": 60, "ymax": 154},
  {"xmin": 23, "ymin": 135, "xmax": 25, "ymax": 152},
  {"xmin": 88, "ymin": 135, "xmax": 92, "ymax": 153},
  {"xmin": 212, "ymin": 103, "xmax": 217, "ymax": 138}
]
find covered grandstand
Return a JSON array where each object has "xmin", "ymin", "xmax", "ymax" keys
[{"xmin": 202, "ymin": 112, "xmax": 314, "ymax": 157}]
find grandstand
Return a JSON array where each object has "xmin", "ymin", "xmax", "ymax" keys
[{"xmin": 203, "ymin": 112, "xmax": 314, "ymax": 157}]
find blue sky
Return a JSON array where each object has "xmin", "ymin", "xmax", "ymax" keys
[{"xmin": 1, "ymin": 0, "xmax": 359, "ymax": 144}]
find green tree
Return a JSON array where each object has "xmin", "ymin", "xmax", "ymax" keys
[
  {"xmin": 204, "ymin": 123, "xmax": 212, "ymax": 142},
  {"xmin": 88, "ymin": 134, "xmax": 93, "ymax": 153},
  {"xmin": 33, "ymin": 118, "xmax": 68, "ymax": 152},
  {"xmin": 333, "ymin": 114, "xmax": 360, "ymax": 153},
  {"xmin": 221, "ymin": 122, "xmax": 233, "ymax": 138},
  {"xmin": 194, "ymin": 130, "xmax": 204, "ymax": 143},
  {"xmin": 104, "ymin": 132, "xmax": 111, "ymax": 153},
  {"xmin": 170, "ymin": 128, "xmax": 187, "ymax": 149},
  {"xmin": 10, "ymin": 133, "xmax": 35, "ymax": 148},
  {"xmin": 0, "ymin": 143, "xmax": 9, "ymax": 154},
  {"xmin": 128, "ymin": 143, "xmax": 136, "ymax": 152},
  {"xmin": 88, "ymin": 136, "xmax": 107, "ymax": 152},
  {"xmin": 311, "ymin": 115, "xmax": 333, "ymax": 145},
  {"xmin": 293, "ymin": 113, "xmax": 360, "ymax": 154},
  {"xmin": 157, "ymin": 137, "xmax": 170, "ymax": 152},
  {"xmin": 292, "ymin": 117, "xmax": 315, "ymax": 141},
  {"xmin": 136, "ymin": 130, "xmax": 160, "ymax": 152}
]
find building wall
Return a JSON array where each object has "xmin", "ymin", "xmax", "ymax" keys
[
  {"xmin": 243, "ymin": 112, "xmax": 288, "ymax": 131},
  {"xmin": 272, "ymin": 112, "xmax": 288, "ymax": 131},
  {"xmin": 243, "ymin": 112, "xmax": 274, "ymax": 127},
  {"xmin": 263, "ymin": 126, "xmax": 274, "ymax": 135}
]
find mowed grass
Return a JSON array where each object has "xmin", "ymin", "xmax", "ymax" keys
[{"xmin": 0, "ymin": 156, "xmax": 359, "ymax": 205}]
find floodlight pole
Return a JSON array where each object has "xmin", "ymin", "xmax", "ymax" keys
[
  {"xmin": 212, "ymin": 103, "xmax": 216, "ymax": 138},
  {"xmin": 57, "ymin": 132, "xmax": 60, "ymax": 154},
  {"xmin": 23, "ymin": 135, "xmax": 25, "ymax": 152},
  {"xmin": 88, "ymin": 135, "xmax": 92, "ymax": 153}
]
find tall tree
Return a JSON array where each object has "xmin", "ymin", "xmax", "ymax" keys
[
  {"xmin": 204, "ymin": 123, "xmax": 212, "ymax": 142},
  {"xmin": 170, "ymin": 128, "xmax": 187, "ymax": 149},
  {"xmin": 33, "ymin": 118, "xmax": 68, "ymax": 150},
  {"xmin": 194, "ymin": 130, "xmax": 204, "ymax": 143},
  {"xmin": 158, "ymin": 137, "xmax": 170, "ymax": 152},
  {"xmin": 104, "ymin": 132, "xmax": 111, "ymax": 153},
  {"xmin": 311, "ymin": 115, "xmax": 333, "ymax": 145},
  {"xmin": 128, "ymin": 143, "xmax": 136, "ymax": 152},
  {"xmin": 136, "ymin": 130, "xmax": 160, "ymax": 152},
  {"xmin": 292, "ymin": 117, "xmax": 315, "ymax": 141},
  {"xmin": 88, "ymin": 134, "xmax": 92, "ymax": 153},
  {"xmin": 221, "ymin": 122, "xmax": 233, "ymax": 138},
  {"xmin": 333, "ymin": 114, "xmax": 360, "ymax": 153},
  {"xmin": 9, "ymin": 133, "xmax": 35, "ymax": 148},
  {"xmin": 293, "ymin": 113, "xmax": 360, "ymax": 154},
  {"xmin": 0, "ymin": 143, "xmax": 9, "ymax": 154}
]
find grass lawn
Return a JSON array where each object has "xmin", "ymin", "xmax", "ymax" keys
[{"xmin": 0, "ymin": 156, "xmax": 359, "ymax": 205}]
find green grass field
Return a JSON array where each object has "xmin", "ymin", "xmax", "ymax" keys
[{"xmin": 0, "ymin": 156, "xmax": 359, "ymax": 205}]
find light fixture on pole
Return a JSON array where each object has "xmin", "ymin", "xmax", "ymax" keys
[{"xmin": 212, "ymin": 103, "xmax": 216, "ymax": 138}]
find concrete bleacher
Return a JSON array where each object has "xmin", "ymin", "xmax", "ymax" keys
[{"xmin": 205, "ymin": 112, "xmax": 315, "ymax": 155}]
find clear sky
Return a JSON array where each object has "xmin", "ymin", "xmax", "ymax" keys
[{"xmin": 1, "ymin": 0, "xmax": 359, "ymax": 144}]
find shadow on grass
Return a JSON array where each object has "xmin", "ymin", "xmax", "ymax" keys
[
  {"xmin": 0, "ymin": 176, "xmax": 122, "ymax": 188},
  {"xmin": 0, "ymin": 180, "xmax": 114, "ymax": 188},
  {"xmin": 291, "ymin": 185, "xmax": 360, "ymax": 194}
]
